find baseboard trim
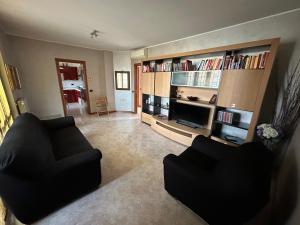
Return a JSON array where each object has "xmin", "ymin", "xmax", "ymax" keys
[{"xmin": 88, "ymin": 110, "xmax": 116, "ymax": 115}]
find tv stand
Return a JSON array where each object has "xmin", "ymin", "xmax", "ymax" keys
[
  {"xmin": 176, "ymin": 119, "xmax": 202, "ymax": 129},
  {"xmin": 151, "ymin": 116, "xmax": 210, "ymax": 146}
]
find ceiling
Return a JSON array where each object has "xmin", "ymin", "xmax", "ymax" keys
[{"xmin": 0, "ymin": 0, "xmax": 299, "ymax": 51}]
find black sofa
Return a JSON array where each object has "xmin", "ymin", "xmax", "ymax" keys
[
  {"xmin": 0, "ymin": 113, "xmax": 102, "ymax": 224},
  {"xmin": 163, "ymin": 135, "xmax": 273, "ymax": 225}
]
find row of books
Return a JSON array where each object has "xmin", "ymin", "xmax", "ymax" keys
[
  {"xmin": 197, "ymin": 58, "xmax": 223, "ymax": 71},
  {"xmin": 142, "ymin": 65, "xmax": 155, "ymax": 72},
  {"xmin": 155, "ymin": 63, "xmax": 172, "ymax": 72},
  {"xmin": 217, "ymin": 111, "xmax": 239, "ymax": 124},
  {"xmin": 173, "ymin": 60, "xmax": 196, "ymax": 71},
  {"xmin": 223, "ymin": 51, "xmax": 270, "ymax": 70},
  {"xmin": 144, "ymin": 51, "xmax": 269, "ymax": 72}
]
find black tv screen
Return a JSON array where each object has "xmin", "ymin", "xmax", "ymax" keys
[{"xmin": 170, "ymin": 102, "xmax": 210, "ymax": 127}]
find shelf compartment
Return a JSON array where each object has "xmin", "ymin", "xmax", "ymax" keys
[
  {"xmin": 214, "ymin": 120, "xmax": 249, "ymax": 130},
  {"xmin": 212, "ymin": 133, "xmax": 245, "ymax": 146},
  {"xmin": 171, "ymin": 98, "xmax": 215, "ymax": 109}
]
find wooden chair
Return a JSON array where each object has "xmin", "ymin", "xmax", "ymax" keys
[{"xmin": 95, "ymin": 97, "xmax": 109, "ymax": 116}]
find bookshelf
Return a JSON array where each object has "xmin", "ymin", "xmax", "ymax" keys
[{"xmin": 141, "ymin": 38, "xmax": 280, "ymax": 146}]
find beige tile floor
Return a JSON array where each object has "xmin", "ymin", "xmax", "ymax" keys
[{"xmin": 33, "ymin": 112, "xmax": 208, "ymax": 225}]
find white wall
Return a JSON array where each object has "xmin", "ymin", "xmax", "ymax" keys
[
  {"xmin": 9, "ymin": 36, "xmax": 114, "ymax": 117},
  {"xmin": 0, "ymin": 28, "xmax": 13, "ymax": 65},
  {"xmin": 113, "ymin": 51, "xmax": 133, "ymax": 111},
  {"xmin": 147, "ymin": 9, "xmax": 300, "ymax": 225},
  {"xmin": 103, "ymin": 51, "xmax": 116, "ymax": 111}
]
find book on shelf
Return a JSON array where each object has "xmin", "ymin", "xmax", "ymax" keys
[
  {"xmin": 217, "ymin": 111, "xmax": 240, "ymax": 124},
  {"xmin": 197, "ymin": 58, "xmax": 223, "ymax": 71},
  {"xmin": 173, "ymin": 60, "xmax": 196, "ymax": 71},
  {"xmin": 155, "ymin": 62, "xmax": 172, "ymax": 72},
  {"xmin": 142, "ymin": 62, "xmax": 155, "ymax": 72},
  {"xmin": 223, "ymin": 51, "xmax": 270, "ymax": 70}
]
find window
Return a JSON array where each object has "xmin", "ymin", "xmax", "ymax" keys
[
  {"xmin": 115, "ymin": 71, "xmax": 130, "ymax": 90},
  {"xmin": 0, "ymin": 53, "xmax": 13, "ymax": 142},
  {"xmin": 0, "ymin": 52, "xmax": 14, "ymax": 224}
]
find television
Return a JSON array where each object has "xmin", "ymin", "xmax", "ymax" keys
[{"xmin": 170, "ymin": 102, "xmax": 210, "ymax": 128}]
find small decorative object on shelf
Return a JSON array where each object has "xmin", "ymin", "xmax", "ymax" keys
[
  {"xmin": 175, "ymin": 89, "xmax": 183, "ymax": 99},
  {"xmin": 187, "ymin": 96, "xmax": 198, "ymax": 101},
  {"xmin": 256, "ymin": 123, "xmax": 280, "ymax": 151},
  {"xmin": 209, "ymin": 94, "xmax": 217, "ymax": 104}
]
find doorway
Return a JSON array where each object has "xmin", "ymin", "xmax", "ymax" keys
[
  {"xmin": 134, "ymin": 63, "xmax": 142, "ymax": 114},
  {"xmin": 55, "ymin": 58, "xmax": 90, "ymax": 117}
]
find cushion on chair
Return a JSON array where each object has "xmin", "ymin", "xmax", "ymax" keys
[{"xmin": 0, "ymin": 113, "xmax": 55, "ymax": 178}]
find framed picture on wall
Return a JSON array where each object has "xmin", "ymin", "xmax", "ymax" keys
[
  {"xmin": 115, "ymin": 71, "xmax": 130, "ymax": 90},
  {"xmin": 4, "ymin": 64, "xmax": 22, "ymax": 90}
]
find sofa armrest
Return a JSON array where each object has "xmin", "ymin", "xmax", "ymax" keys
[
  {"xmin": 0, "ymin": 173, "xmax": 40, "ymax": 224},
  {"xmin": 41, "ymin": 116, "xmax": 75, "ymax": 130},
  {"xmin": 44, "ymin": 149, "xmax": 102, "ymax": 180},
  {"xmin": 191, "ymin": 135, "xmax": 236, "ymax": 160}
]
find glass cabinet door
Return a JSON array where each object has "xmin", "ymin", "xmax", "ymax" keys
[
  {"xmin": 171, "ymin": 71, "xmax": 221, "ymax": 89},
  {"xmin": 171, "ymin": 72, "xmax": 188, "ymax": 86},
  {"xmin": 171, "ymin": 72, "xmax": 195, "ymax": 86}
]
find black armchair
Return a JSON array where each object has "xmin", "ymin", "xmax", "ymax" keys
[
  {"xmin": 0, "ymin": 113, "xmax": 102, "ymax": 224},
  {"xmin": 163, "ymin": 135, "xmax": 273, "ymax": 225}
]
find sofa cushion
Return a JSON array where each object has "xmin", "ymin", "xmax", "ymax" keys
[
  {"xmin": 50, "ymin": 126, "xmax": 93, "ymax": 160},
  {"xmin": 0, "ymin": 113, "xmax": 55, "ymax": 178}
]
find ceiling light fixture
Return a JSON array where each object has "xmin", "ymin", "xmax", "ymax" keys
[{"xmin": 90, "ymin": 30, "xmax": 100, "ymax": 38}]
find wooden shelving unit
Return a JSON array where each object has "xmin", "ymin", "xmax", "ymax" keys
[
  {"xmin": 214, "ymin": 120, "xmax": 250, "ymax": 130},
  {"xmin": 140, "ymin": 38, "xmax": 280, "ymax": 146}
]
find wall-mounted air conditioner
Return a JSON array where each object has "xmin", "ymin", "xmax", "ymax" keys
[{"xmin": 130, "ymin": 48, "xmax": 148, "ymax": 59}]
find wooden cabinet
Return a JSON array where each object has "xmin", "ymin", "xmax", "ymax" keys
[
  {"xmin": 60, "ymin": 66, "xmax": 78, "ymax": 80},
  {"xmin": 217, "ymin": 70, "xmax": 264, "ymax": 111},
  {"xmin": 155, "ymin": 72, "xmax": 171, "ymax": 97},
  {"xmin": 141, "ymin": 112, "xmax": 153, "ymax": 125},
  {"xmin": 141, "ymin": 72, "xmax": 154, "ymax": 95},
  {"xmin": 63, "ymin": 89, "xmax": 80, "ymax": 103}
]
